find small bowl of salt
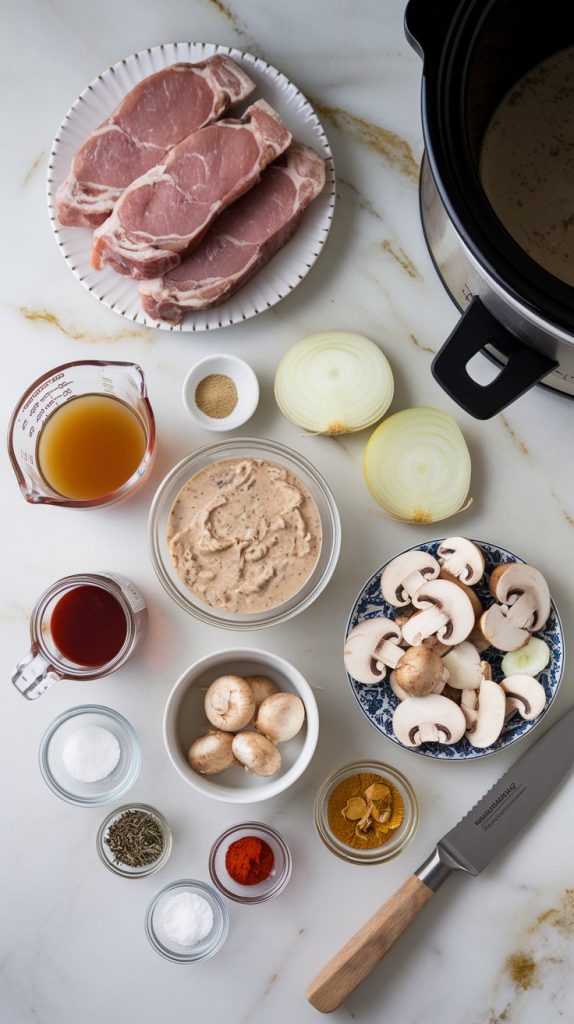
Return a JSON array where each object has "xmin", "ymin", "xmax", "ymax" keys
[
  {"xmin": 39, "ymin": 704, "xmax": 140, "ymax": 807},
  {"xmin": 145, "ymin": 879, "xmax": 229, "ymax": 962}
]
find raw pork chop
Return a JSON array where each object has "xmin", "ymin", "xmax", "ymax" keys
[
  {"xmin": 139, "ymin": 143, "xmax": 326, "ymax": 322},
  {"xmin": 92, "ymin": 100, "xmax": 292, "ymax": 279},
  {"xmin": 56, "ymin": 56, "xmax": 255, "ymax": 228}
]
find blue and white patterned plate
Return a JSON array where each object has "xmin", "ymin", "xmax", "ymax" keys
[{"xmin": 345, "ymin": 539, "xmax": 564, "ymax": 760}]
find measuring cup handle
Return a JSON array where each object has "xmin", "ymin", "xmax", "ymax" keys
[{"xmin": 11, "ymin": 647, "xmax": 63, "ymax": 700}]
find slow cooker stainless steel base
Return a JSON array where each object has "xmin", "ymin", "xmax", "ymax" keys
[
  {"xmin": 419, "ymin": 154, "xmax": 574, "ymax": 401},
  {"xmin": 406, "ymin": 0, "xmax": 574, "ymax": 418}
]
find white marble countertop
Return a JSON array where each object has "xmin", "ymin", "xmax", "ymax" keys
[{"xmin": 2, "ymin": 1, "xmax": 574, "ymax": 1021}]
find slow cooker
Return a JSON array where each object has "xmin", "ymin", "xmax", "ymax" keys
[{"xmin": 405, "ymin": 0, "xmax": 574, "ymax": 418}]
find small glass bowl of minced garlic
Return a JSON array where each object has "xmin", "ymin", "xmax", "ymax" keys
[
  {"xmin": 182, "ymin": 354, "xmax": 259, "ymax": 432},
  {"xmin": 314, "ymin": 761, "xmax": 419, "ymax": 865}
]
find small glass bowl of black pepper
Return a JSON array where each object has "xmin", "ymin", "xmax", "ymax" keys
[{"xmin": 96, "ymin": 803, "xmax": 172, "ymax": 878}]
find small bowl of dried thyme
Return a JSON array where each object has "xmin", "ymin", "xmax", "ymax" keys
[
  {"xmin": 97, "ymin": 803, "xmax": 172, "ymax": 878},
  {"xmin": 313, "ymin": 761, "xmax": 419, "ymax": 865}
]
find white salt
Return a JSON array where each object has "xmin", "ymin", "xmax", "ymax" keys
[
  {"xmin": 62, "ymin": 725, "xmax": 121, "ymax": 782},
  {"xmin": 161, "ymin": 892, "xmax": 214, "ymax": 946}
]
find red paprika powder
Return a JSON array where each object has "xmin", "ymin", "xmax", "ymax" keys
[{"xmin": 225, "ymin": 835, "xmax": 274, "ymax": 885}]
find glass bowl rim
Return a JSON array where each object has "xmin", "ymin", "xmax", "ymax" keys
[
  {"xmin": 208, "ymin": 820, "xmax": 292, "ymax": 903},
  {"xmin": 314, "ymin": 759, "xmax": 419, "ymax": 865},
  {"xmin": 147, "ymin": 435, "xmax": 341, "ymax": 630},
  {"xmin": 145, "ymin": 878, "xmax": 229, "ymax": 962},
  {"xmin": 38, "ymin": 703, "xmax": 141, "ymax": 806},
  {"xmin": 96, "ymin": 802, "xmax": 173, "ymax": 878}
]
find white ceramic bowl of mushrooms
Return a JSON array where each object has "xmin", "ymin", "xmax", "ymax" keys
[
  {"xmin": 344, "ymin": 537, "xmax": 564, "ymax": 760},
  {"xmin": 163, "ymin": 648, "xmax": 319, "ymax": 802}
]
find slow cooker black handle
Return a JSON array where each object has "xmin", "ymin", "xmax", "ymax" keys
[
  {"xmin": 432, "ymin": 298, "xmax": 558, "ymax": 419},
  {"xmin": 404, "ymin": 0, "xmax": 464, "ymax": 60}
]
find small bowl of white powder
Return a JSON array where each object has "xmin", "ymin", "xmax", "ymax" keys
[
  {"xmin": 145, "ymin": 879, "xmax": 229, "ymax": 962},
  {"xmin": 39, "ymin": 705, "xmax": 140, "ymax": 806}
]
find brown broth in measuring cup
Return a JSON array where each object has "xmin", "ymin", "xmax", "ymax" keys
[
  {"xmin": 8, "ymin": 361, "xmax": 155, "ymax": 508},
  {"xmin": 37, "ymin": 394, "xmax": 147, "ymax": 501}
]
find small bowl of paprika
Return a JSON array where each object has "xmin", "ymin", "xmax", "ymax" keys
[{"xmin": 209, "ymin": 821, "xmax": 292, "ymax": 904}]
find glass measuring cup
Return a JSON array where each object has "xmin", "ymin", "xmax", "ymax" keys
[
  {"xmin": 7, "ymin": 360, "xmax": 155, "ymax": 508},
  {"xmin": 12, "ymin": 572, "xmax": 148, "ymax": 700}
]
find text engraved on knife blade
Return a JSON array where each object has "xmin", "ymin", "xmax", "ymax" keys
[{"xmin": 474, "ymin": 782, "xmax": 527, "ymax": 830}]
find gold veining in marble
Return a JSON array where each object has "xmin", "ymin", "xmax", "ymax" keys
[
  {"xmin": 204, "ymin": 0, "xmax": 264, "ymax": 55},
  {"xmin": 380, "ymin": 240, "xmax": 420, "ymax": 279},
  {"xmin": 22, "ymin": 151, "xmax": 45, "ymax": 187},
  {"xmin": 554, "ymin": 495, "xmax": 574, "ymax": 528},
  {"xmin": 18, "ymin": 306, "xmax": 149, "ymax": 343},
  {"xmin": 339, "ymin": 177, "xmax": 383, "ymax": 221},
  {"xmin": 409, "ymin": 332, "xmax": 435, "ymax": 355},
  {"xmin": 500, "ymin": 414, "xmax": 529, "ymax": 456},
  {"xmin": 312, "ymin": 101, "xmax": 419, "ymax": 181}
]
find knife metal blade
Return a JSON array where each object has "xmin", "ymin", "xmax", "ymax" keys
[
  {"xmin": 307, "ymin": 707, "xmax": 574, "ymax": 1013},
  {"xmin": 417, "ymin": 705, "xmax": 574, "ymax": 891}
]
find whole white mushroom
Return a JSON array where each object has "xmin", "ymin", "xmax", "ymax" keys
[
  {"xmin": 245, "ymin": 675, "xmax": 280, "ymax": 713},
  {"xmin": 255, "ymin": 692, "xmax": 306, "ymax": 743},
  {"xmin": 204, "ymin": 675, "xmax": 255, "ymax": 732},
  {"xmin": 187, "ymin": 732, "xmax": 236, "ymax": 774},
  {"xmin": 232, "ymin": 732, "xmax": 281, "ymax": 777}
]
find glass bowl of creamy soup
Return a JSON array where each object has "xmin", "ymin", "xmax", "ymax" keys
[{"xmin": 148, "ymin": 437, "xmax": 341, "ymax": 629}]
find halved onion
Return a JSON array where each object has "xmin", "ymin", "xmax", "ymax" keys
[
  {"xmin": 364, "ymin": 407, "xmax": 472, "ymax": 523},
  {"xmin": 274, "ymin": 331, "xmax": 394, "ymax": 435}
]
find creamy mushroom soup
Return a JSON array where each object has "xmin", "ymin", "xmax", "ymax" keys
[
  {"xmin": 167, "ymin": 457, "xmax": 322, "ymax": 613},
  {"xmin": 479, "ymin": 46, "xmax": 574, "ymax": 287}
]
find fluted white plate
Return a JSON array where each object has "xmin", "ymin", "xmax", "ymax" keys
[{"xmin": 47, "ymin": 42, "xmax": 335, "ymax": 332}]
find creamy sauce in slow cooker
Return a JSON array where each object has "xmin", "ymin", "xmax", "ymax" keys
[{"xmin": 479, "ymin": 46, "xmax": 574, "ymax": 287}]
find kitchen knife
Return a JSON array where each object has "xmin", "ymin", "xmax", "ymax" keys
[{"xmin": 306, "ymin": 706, "xmax": 574, "ymax": 1013}]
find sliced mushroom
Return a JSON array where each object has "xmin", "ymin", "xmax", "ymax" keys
[
  {"xmin": 465, "ymin": 679, "xmax": 505, "ymax": 748},
  {"xmin": 442, "ymin": 641, "xmax": 484, "ymax": 689},
  {"xmin": 395, "ymin": 645, "xmax": 447, "ymax": 697},
  {"xmin": 439, "ymin": 569, "xmax": 483, "ymax": 620},
  {"xmin": 501, "ymin": 674, "xmax": 546, "ymax": 721},
  {"xmin": 460, "ymin": 688, "xmax": 479, "ymax": 730},
  {"xmin": 401, "ymin": 579, "xmax": 475, "ymax": 648},
  {"xmin": 380, "ymin": 550, "xmax": 440, "ymax": 607},
  {"xmin": 421, "ymin": 634, "xmax": 451, "ymax": 657},
  {"xmin": 442, "ymin": 683, "xmax": 462, "ymax": 705},
  {"xmin": 481, "ymin": 564, "xmax": 551, "ymax": 652},
  {"xmin": 437, "ymin": 538, "xmax": 485, "ymax": 585},
  {"xmin": 467, "ymin": 620, "xmax": 491, "ymax": 653},
  {"xmin": 393, "ymin": 694, "xmax": 466, "ymax": 746},
  {"xmin": 488, "ymin": 564, "xmax": 511, "ymax": 597},
  {"xmin": 344, "ymin": 617, "xmax": 403, "ymax": 685}
]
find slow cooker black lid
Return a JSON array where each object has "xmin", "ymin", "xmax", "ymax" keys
[{"xmin": 406, "ymin": 0, "xmax": 574, "ymax": 335}]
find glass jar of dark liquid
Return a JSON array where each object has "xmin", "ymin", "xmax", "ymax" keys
[{"xmin": 12, "ymin": 572, "xmax": 148, "ymax": 700}]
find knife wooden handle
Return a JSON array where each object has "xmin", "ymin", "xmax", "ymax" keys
[{"xmin": 306, "ymin": 874, "xmax": 434, "ymax": 1013}]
